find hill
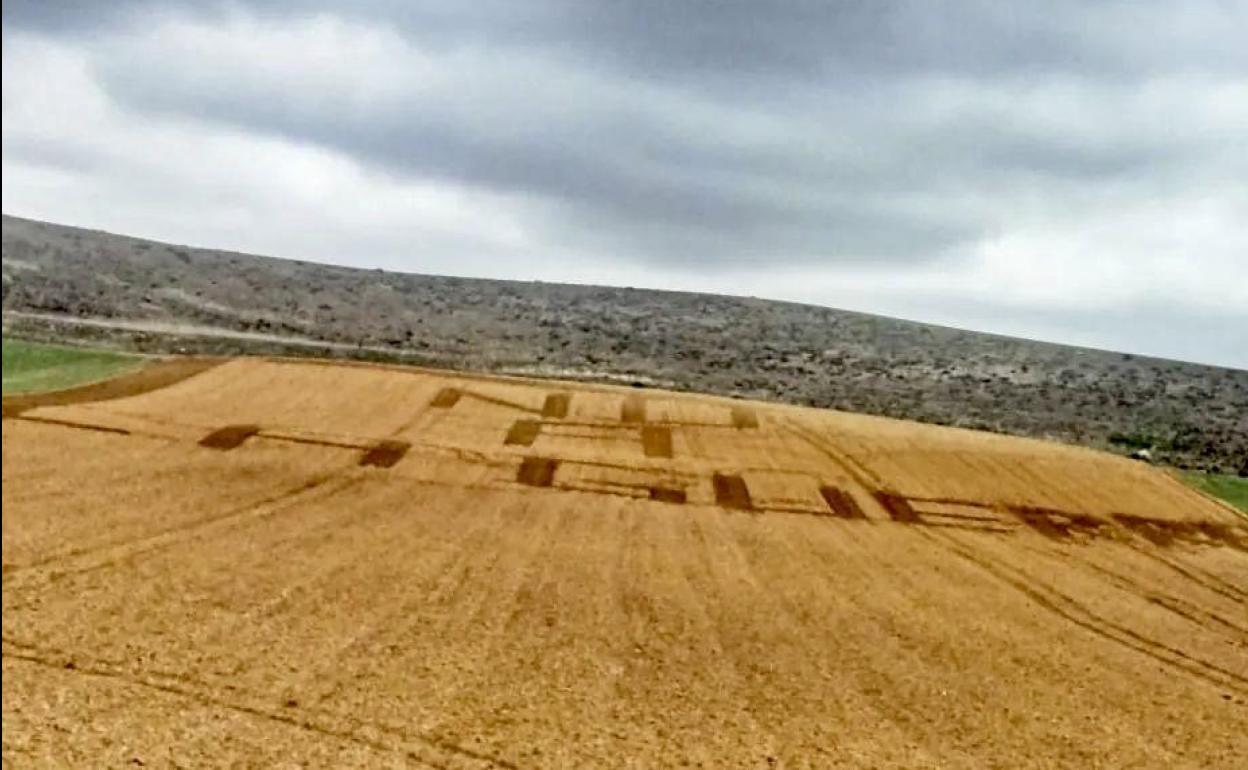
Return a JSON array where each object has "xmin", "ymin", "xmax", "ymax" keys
[{"xmin": 3, "ymin": 214, "xmax": 1245, "ymax": 473}]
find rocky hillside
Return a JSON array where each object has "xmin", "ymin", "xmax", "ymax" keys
[{"xmin": 3, "ymin": 214, "xmax": 1245, "ymax": 473}]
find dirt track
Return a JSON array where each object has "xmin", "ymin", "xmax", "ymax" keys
[{"xmin": 3, "ymin": 358, "xmax": 1246, "ymax": 767}]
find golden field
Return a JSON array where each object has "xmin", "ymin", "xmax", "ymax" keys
[{"xmin": 3, "ymin": 357, "xmax": 1246, "ymax": 768}]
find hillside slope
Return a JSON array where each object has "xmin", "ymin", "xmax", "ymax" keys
[{"xmin": 3, "ymin": 214, "xmax": 1245, "ymax": 472}]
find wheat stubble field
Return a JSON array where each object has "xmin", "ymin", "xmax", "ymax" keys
[{"xmin": 3, "ymin": 357, "xmax": 1246, "ymax": 768}]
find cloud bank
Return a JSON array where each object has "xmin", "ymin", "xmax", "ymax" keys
[{"xmin": 3, "ymin": 1, "xmax": 1246, "ymax": 366}]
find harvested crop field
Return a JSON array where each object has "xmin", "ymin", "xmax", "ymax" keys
[{"xmin": 3, "ymin": 357, "xmax": 1246, "ymax": 768}]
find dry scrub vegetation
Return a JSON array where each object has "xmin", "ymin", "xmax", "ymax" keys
[{"xmin": 4, "ymin": 214, "xmax": 1245, "ymax": 474}]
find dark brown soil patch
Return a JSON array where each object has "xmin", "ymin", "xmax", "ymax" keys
[
  {"xmin": 621, "ymin": 394, "xmax": 646, "ymax": 424},
  {"xmin": 649, "ymin": 486, "xmax": 687, "ymax": 504},
  {"xmin": 199, "ymin": 424, "xmax": 261, "ymax": 450},
  {"xmin": 542, "ymin": 393, "xmax": 570, "ymax": 419},
  {"xmin": 360, "ymin": 440, "xmax": 410, "ymax": 468},
  {"xmin": 641, "ymin": 425, "xmax": 673, "ymax": 458},
  {"xmin": 874, "ymin": 492, "xmax": 919, "ymax": 523},
  {"xmin": 505, "ymin": 420, "xmax": 541, "ymax": 446},
  {"xmin": 517, "ymin": 457, "xmax": 558, "ymax": 487},
  {"xmin": 1119, "ymin": 515, "xmax": 1180, "ymax": 548},
  {"xmin": 713, "ymin": 473, "xmax": 753, "ymax": 511},
  {"xmin": 820, "ymin": 486, "xmax": 865, "ymax": 519},
  {"xmin": 731, "ymin": 407, "xmax": 759, "ymax": 429},
  {"xmin": 430, "ymin": 388, "xmax": 462, "ymax": 408},
  {"xmin": 1112, "ymin": 513, "xmax": 1248, "ymax": 550},
  {"xmin": 1010, "ymin": 505, "xmax": 1106, "ymax": 540}
]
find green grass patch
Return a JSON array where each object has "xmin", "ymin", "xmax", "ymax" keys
[
  {"xmin": 1182, "ymin": 471, "xmax": 1248, "ymax": 515},
  {"xmin": 2, "ymin": 338, "xmax": 146, "ymax": 395}
]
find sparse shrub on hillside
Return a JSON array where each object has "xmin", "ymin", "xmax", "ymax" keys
[
  {"xmin": 1109, "ymin": 432, "xmax": 1156, "ymax": 450},
  {"xmin": 4, "ymin": 214, "xmax": 1246, "ymax": 472}
]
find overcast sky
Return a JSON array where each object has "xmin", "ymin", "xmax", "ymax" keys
[{"xmin": 3, "ymin": 1, "xmax": 1246, "ymax": 368}]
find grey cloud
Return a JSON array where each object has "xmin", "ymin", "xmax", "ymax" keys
[
  {"xmin": 4, "ymin": 0, "xmax": 1246, "ymax": 365},
  {"xmin": 85, "ymin": 40, "xmax": 991, "ymax": 262},
  {"xmin": 21, "ymin": 0, "xmax": 1244, "ymax": 78},
  {"xmin": 88, "ymin": 29, "xmax": 1227, "ymax": 267},
  {"xmin": 1, "ymin": 0, "xmax": 149, "ymax": 33}
]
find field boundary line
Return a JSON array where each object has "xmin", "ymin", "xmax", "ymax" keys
[
  {"xmin": 1166, "ymin": 469, "xmax": 1248, "ymax": 523},
  {"xmin": 2, "ymin": 357, "xmax": 224, "ymax": 416}
]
